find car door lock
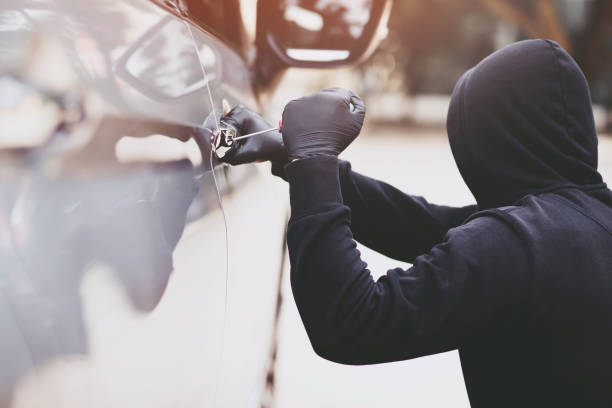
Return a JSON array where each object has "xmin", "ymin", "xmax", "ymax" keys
[
  {"xmin": 211, "ymin": 122, "xmax": 237, "ymax": 159},
  {"xmin": 211, "ymin": 120, "xmax": 282, "ymax": 159}
]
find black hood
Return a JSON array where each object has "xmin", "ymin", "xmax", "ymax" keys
[{"xmin": 447, "ymin": 39, "xmax": 605, "ymax": 208}]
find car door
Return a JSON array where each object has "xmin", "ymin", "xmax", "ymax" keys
[{"xmin": 0, "ymin": 1, "xmax": 286, "ymax": 407}]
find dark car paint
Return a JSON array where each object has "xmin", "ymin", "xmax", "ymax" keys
[{"xmin": 0, "ymin": 1, "xmax": 287, "ymax": 406}]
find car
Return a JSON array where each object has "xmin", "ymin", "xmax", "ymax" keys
[{"xmin": 0, "ymin": 0, "xmax": 390, "ymax": 406}]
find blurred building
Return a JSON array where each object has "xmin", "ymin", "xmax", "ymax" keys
[{"xmin": 356, "ymin": 0, "xmax": 612, "ymax": 129}]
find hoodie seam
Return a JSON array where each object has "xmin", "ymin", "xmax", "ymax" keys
[
  {"xmin": 459, "ymin": 71, "xmax": 470, "ymax": 154},
  {"xmin": 542, "ymin": 39, "xmax": 599, "ymax": 185},
  {"xmin": 515, "ymin": 182, "xmax": 608, "ymax": 204},
  {"xmin": 547, "ymin": 194, "xmax": 612, "ymax": 236},
  {"xmin": 544, "ymin": 40, "xmax": 571, "ymax": 151}
]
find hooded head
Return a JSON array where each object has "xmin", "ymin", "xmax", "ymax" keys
[{"xmin": 447, "ymin": 39, "xmax": 605, "ymax": 208}]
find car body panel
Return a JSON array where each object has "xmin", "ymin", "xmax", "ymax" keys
[{"xmin": 0, "ymin": 1, "xmax": 286, "ymax": 406}]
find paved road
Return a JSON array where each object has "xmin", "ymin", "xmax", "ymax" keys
[{"xmin": 274, "ymin": 127, "xmax": 612, "ymax": 407}]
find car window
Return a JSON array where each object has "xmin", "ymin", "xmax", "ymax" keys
[{"xmin": 119, "ymin": 16, "xmax": 220, "ymax": 100}]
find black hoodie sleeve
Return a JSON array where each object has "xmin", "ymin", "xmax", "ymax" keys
[
  {"xmin": 275, "ymin": 160, "xmax": 477, "ymax": 263},
  {"xmin": 286, "ymin": 156, "xmax": 530, "ymax": 364},
  {"xmin": 337, "ymin": 160, "xmax": 478, "ymax": 263}
]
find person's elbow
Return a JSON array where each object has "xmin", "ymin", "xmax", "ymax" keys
[
  {"xmin": 300, "ymin": 311, "xmax": 378, "ymax": 365},
  {"xmin": 307, "ymin": 333, "xmax": 364, "ymax": 365},
  {"xmin": 294, "ymin": 279, "xmax": 386, "ymax": 365},
  {"xmin": 307, "ymin": 327, "xmax": 402, "ymax": 365}
]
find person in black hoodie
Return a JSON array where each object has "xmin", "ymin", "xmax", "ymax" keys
[{"xmin": 221, "ymin": 40, "xmax": 612, "ymax": 407}]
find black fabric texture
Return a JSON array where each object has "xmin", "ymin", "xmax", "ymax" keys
[
  {"xmin": 285, "ymin": 40, "xmax": 612, "ymax": 407},
  {"xmin": 282, "ymin": 88, "xmax": 365, "ymax": 160},
  {"xmin": 220, "ymin": 104, "xmax": 289, "ymax": 166},
  {"xmin": 447, "ymin": 39, "xmax": 605, "ymax": 208}
]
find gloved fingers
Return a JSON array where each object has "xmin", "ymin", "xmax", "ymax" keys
[
  {"xmin": 348, "ymin": 91, "xmax": 366, "ymax": 115},
  {"xmin": 220, "ymin": 104, "xmax": 249, "ymax": 133},
  {"xmin": 218, "ymin": 143, "xmax": 247, "ymax": 165},
  {"xmin": 216, "ymin": 107, "xmax": 241, "ymax": 164},
  {"xmin": 219, "ymin": 128, "xmax": 287, "ymax": 165},
  {"xmin": 216, "ymin": 131, "xmax": 265, "ymax": 165},
  {"xmin": 321, "ymin": 87, "xmax": 353, "ymax": 104},
  {"xmin": 220, "ymin": 133, "xmax": 287, "ymax": 165},
  {"xmin": 280, "ymin": 87, "xmax": 366, "ymax": 160},
  {"xmin": 221, "ymin": 104, "xmax": 274, "ymax": 137},
  {"xmin": 320, "ymin": 87, "xmax": 364, "ymax": 116},
  {"xmin": 217, "ymin": 139, "xmax": 242, "ymax": 164},
  {"xmin": 283, "ymin": 87, "xmax": 353, "ymax": 119},
  {"xmin": 219, "ymin": 103, "xmax": 289, "ymax": 166}
]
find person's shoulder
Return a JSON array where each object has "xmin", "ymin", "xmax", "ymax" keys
[
  {"xmin": 436, "ymin": 206, "xmax": 518, "ymax": 246},
  {"xmin": 454, "ymin": 195, "xmax": 572, "ymax": 247},
  {"xmin": 461, "ymin": 197, "xmax": 554, "ymax": 235},
  {"xmin": 440, "ymin": 204, "xmax": 535, "ymax": 259},
  {"xmin": 420, "ymin": 205, "xmax": 532, "ymax": 276},
  {"xmin": 453, "ymin": 205, "xmax": 523, "ymax": 235}
]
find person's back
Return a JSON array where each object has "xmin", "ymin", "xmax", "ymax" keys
[
  {"xmin": 459, "ymin": 188, "xmax": 612, "ymax": 406},
  {"xmin": 444, "ymin": 39, "xmax": 612, "ymax": 406}
]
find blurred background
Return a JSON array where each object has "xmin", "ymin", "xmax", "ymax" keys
[{"xmin": 270, "ymin": 0, "xmax": 612, "ymax": 130}]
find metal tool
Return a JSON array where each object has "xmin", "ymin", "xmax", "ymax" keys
[
  {"xmin": 211, "ymin": 124, "xmax": 236, "ymax": 159},
  {"xmin": 211, "ymin": 101, "xmax": 350, "ymax": 158},
  {"xmin": 211, "ymin": 120, "xmax": 282, "ymax": 159},
  {"xmin": 234, "ymin": 121, "xmax": 282, "ymax": 141}
]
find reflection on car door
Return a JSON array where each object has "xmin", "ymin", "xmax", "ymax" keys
[{"xmin": 0, "ymin": 1, "xmax": 287, "ymax": 406}]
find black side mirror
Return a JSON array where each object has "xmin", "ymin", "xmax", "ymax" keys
[{"xmin": 257, "ymin": 0, "xmax": 391, "ymax": 68}]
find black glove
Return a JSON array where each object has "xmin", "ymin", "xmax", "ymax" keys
[
  {"xmin": 220, "ymin": 105, "xmax": 289, "ymax": 169},
  {"xmin": 281, "ymin": 88, "xmax": 365, "ymax": 161}
]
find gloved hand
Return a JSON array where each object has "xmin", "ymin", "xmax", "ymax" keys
[
  {"xmin": 281, "ymin": 88, "xmax": 365, "ymax": 161},
  {"xmin": 220, "ymin": 104, "xmax": 289, "ymax": 169}
]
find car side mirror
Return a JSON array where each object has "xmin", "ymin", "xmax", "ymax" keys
[{"xmin": 257, "ymin": 0, "xmax": 391, "ymax": 68}]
